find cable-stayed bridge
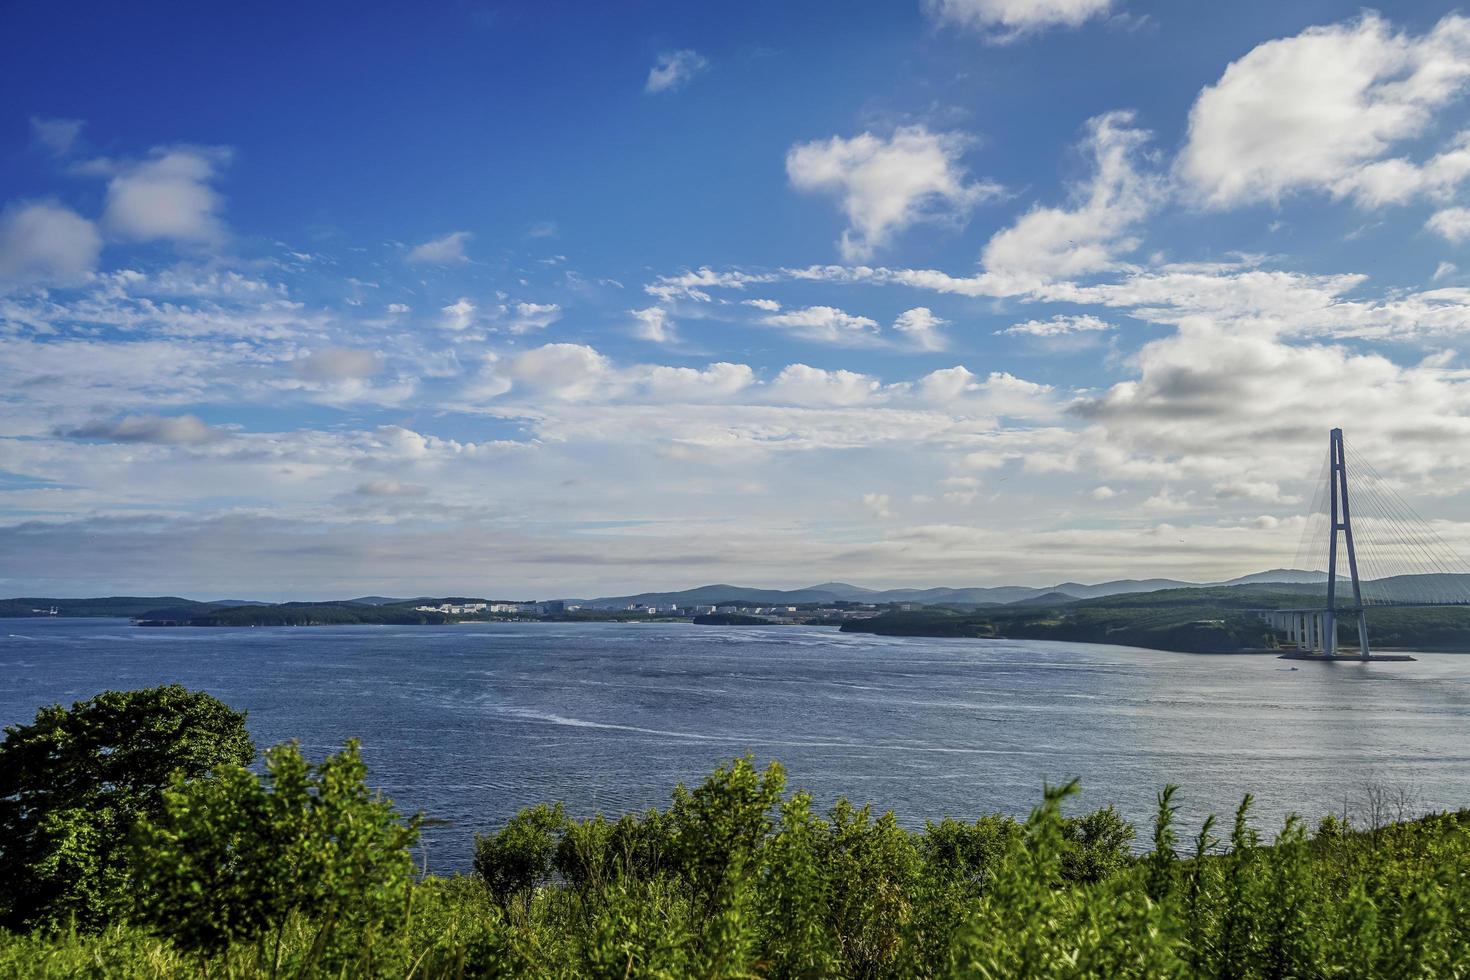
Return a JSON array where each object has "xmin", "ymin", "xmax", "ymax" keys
[{"xmin": 1258, "ymin": 428, "xmax": 1470, "ymax": 661}]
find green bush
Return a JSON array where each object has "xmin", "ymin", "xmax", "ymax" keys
[
  {"xmin": 130, "ymin": 740, "xmax": 419, "ymax": 969},
  {"xmin": 473, "ymin": 802, "xmax": 569, "ymax": 904},
  {"xmin": 0, "ymin": 685, "xmax": 253, "ymax": 931}
]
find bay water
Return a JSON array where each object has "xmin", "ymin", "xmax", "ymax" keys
[{"xmin": 3, "ymin": 618, "xmax": 1467, "ymax": 872}]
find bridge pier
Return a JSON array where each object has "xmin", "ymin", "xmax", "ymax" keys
[{"xmin": 1261, "ymin": 605, "xmax": 1396, "ymax": 660}]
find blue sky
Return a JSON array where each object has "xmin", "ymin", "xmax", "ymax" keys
[{"xmin": 5, "ymin": 0, "xmax": 1470, "ymax": 599}]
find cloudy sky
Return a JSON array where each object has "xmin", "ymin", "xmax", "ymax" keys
[{"xmin": 5, "ymin": 0, "xmax": 1470, "ymax": 599}]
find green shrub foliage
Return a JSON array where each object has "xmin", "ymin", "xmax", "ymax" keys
[
  {"xmin": 130, "ymin": 739, "xmax": 419, "ymax": 968},
  {"xmin": 0, "ymin": 685, "xmax": 253, "ymax": 930},
  {"xmin": 3, "ymin": 689, "xmax": 1470, "ymax": 977}
]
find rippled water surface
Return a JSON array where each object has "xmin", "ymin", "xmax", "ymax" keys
[{"xmin": 4, "ymin": 618, "xmax": 1468, "ymax": 871}]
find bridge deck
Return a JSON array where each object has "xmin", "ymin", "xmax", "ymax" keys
[
  {"xmin": 1254, "ymin": 602, "xmax": 1470, "ymax": 613},
  {"xmin": 1278, "ymin": 651, "xmax": 1417, "ymax": 662}
]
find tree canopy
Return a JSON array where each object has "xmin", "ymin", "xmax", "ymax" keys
[{"xmin": 0, "ymin": 685, "xmax": 254, "ymax": 930}]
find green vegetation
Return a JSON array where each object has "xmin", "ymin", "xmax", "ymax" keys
[
  {"xmin": 178, "ymin": 603, "xmax": 452, "ymax": 627},
  {"xmin": 131, "ymin": 740, "xmax": 418, "ymax": 967},
  {"xmin": 845, "ymin": 586, "xmax": 1470, "ymax": 653},
  {"xmin": 3, "ymin": 686, "xmax": 1470, "ymax": 977},
  {"xmin": 1355, "ymin": 606, "xmax": 1470, "ymax": 650},
  {"xmin": 0, "ymin": 686, "xmax": 253, "ymax": 931},
  {"xmin": 0, "ymin": 596, "xmax": 223, "ymax": 618}
]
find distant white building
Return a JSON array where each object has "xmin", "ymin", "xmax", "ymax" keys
[{"xmin": 416, "ymin": 601, "xmax": 489, "ymax": 615}]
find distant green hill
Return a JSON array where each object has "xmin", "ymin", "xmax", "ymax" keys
[
  {"xmin": 0, "ymin": 597, "xmax": 221, "ymax": 619},
  {"xmin": 586, "ymin": 584, "xmax": 849, "ymax": 608},
  {"xmin": 843, "ymin": 585, "xmax": 1470, "ymax": 654},
  {"xmin": 169, "ymin": 603, "xmax": 451, "ymax": 627},
  {"xmin": 578, "ymin": 570, "xmax": 1350, "ymax": 610}
]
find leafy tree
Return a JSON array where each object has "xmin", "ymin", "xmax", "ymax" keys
[
  {"xmin": 759, "ymin": 791, "xmax": 839, "ymax": 978},
  {"xmin": 0, "ymin": 685, "xmax": 253, "ymax": 930},
  {"xmin": 918, "ymin": 814, "xmax": 1021, "ymax": 893},
  {"xmin": 667, "ymin": 756, "xmax": 785, "ymax": 912},
  {"xmin": 130, "ymin": 739, "xmax": 419, "ymax": 969},
  {"xmin": 474, "ymin": 802, "xmax": 569, "ymax": 904},
  {"xmin": 1060, "ymin": 804, "xmax": 1136, "ymax": 884},
  {"xmin": 552, "ymin": 812, "xmax": 615, "ymax": 894},
  {"xmin": 821, "ymin": 798, "xmax": 920, "ymax": 976}
]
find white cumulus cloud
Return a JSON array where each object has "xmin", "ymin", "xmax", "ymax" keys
[
  {"xmin": 769, "ymin": 364, "xmax": 881, "ymax": 406},
  {"xmin": 0, "ymin": 201, "xmax": 102, "ymax": 287},
  {"xmin": 981, "ymin": 111, "xmax": 1158, "ymax": 287},
  {"xmin": 1180, "ymin": 13, "xmax": 1470, "ymax": 208},
  {"xmin": 892, "ymin": 307, "xmax": 949, "ymax": 351},
  {"xmin": 632, "ymin": 306, "xmax": 676, "ymax": 343},
  {"xmin": 924, "ymin": 0, "xmax": 1115, "ymax": 42},
  {"xmin": 1427, "ymin": 207, "xmax": 1470, "ymax": 243},
  {"xmin": 787, "ymin": 126, "xmax": 1001, "ymax": 260},
  {"xmin": 503, "ymin": 343, "xmax": 611, "ymax": 401},
  {"xmin": 101, "ymin": 147, "xmax": 230, "ymax": 244},
  {"xmin": 1000, "ymin": 313, "xmax": 1115, "ymax": 336},
  {"xmin": 634, "ymin": 362, "xmax": 754, "ymax": 400},
  {"xmin": 761, "ymin": 305, "xmax": 882, "ymax": 345}
]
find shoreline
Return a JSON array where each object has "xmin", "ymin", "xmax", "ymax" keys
[{"xmin": 14, "ymin": 615, "xmax": 1462, "ymax": 658}]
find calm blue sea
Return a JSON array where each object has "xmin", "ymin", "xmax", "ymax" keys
[{"xmin": 3, "ymin": 619, "xmax": 1467, "ymax": 872}]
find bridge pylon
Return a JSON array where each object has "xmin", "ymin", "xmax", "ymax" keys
[{"xmin": 1326, "ymin": 427, "xmax": 1371, "ymax": 660}]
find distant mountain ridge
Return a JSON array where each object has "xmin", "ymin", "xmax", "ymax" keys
[
  {"xmin": 13, "ymin": 569, "xmax": 1462, "ymax": 619},
  {"xmin": 579, "ymin": 569, "xmax": 1341, "ymax": 609}
]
